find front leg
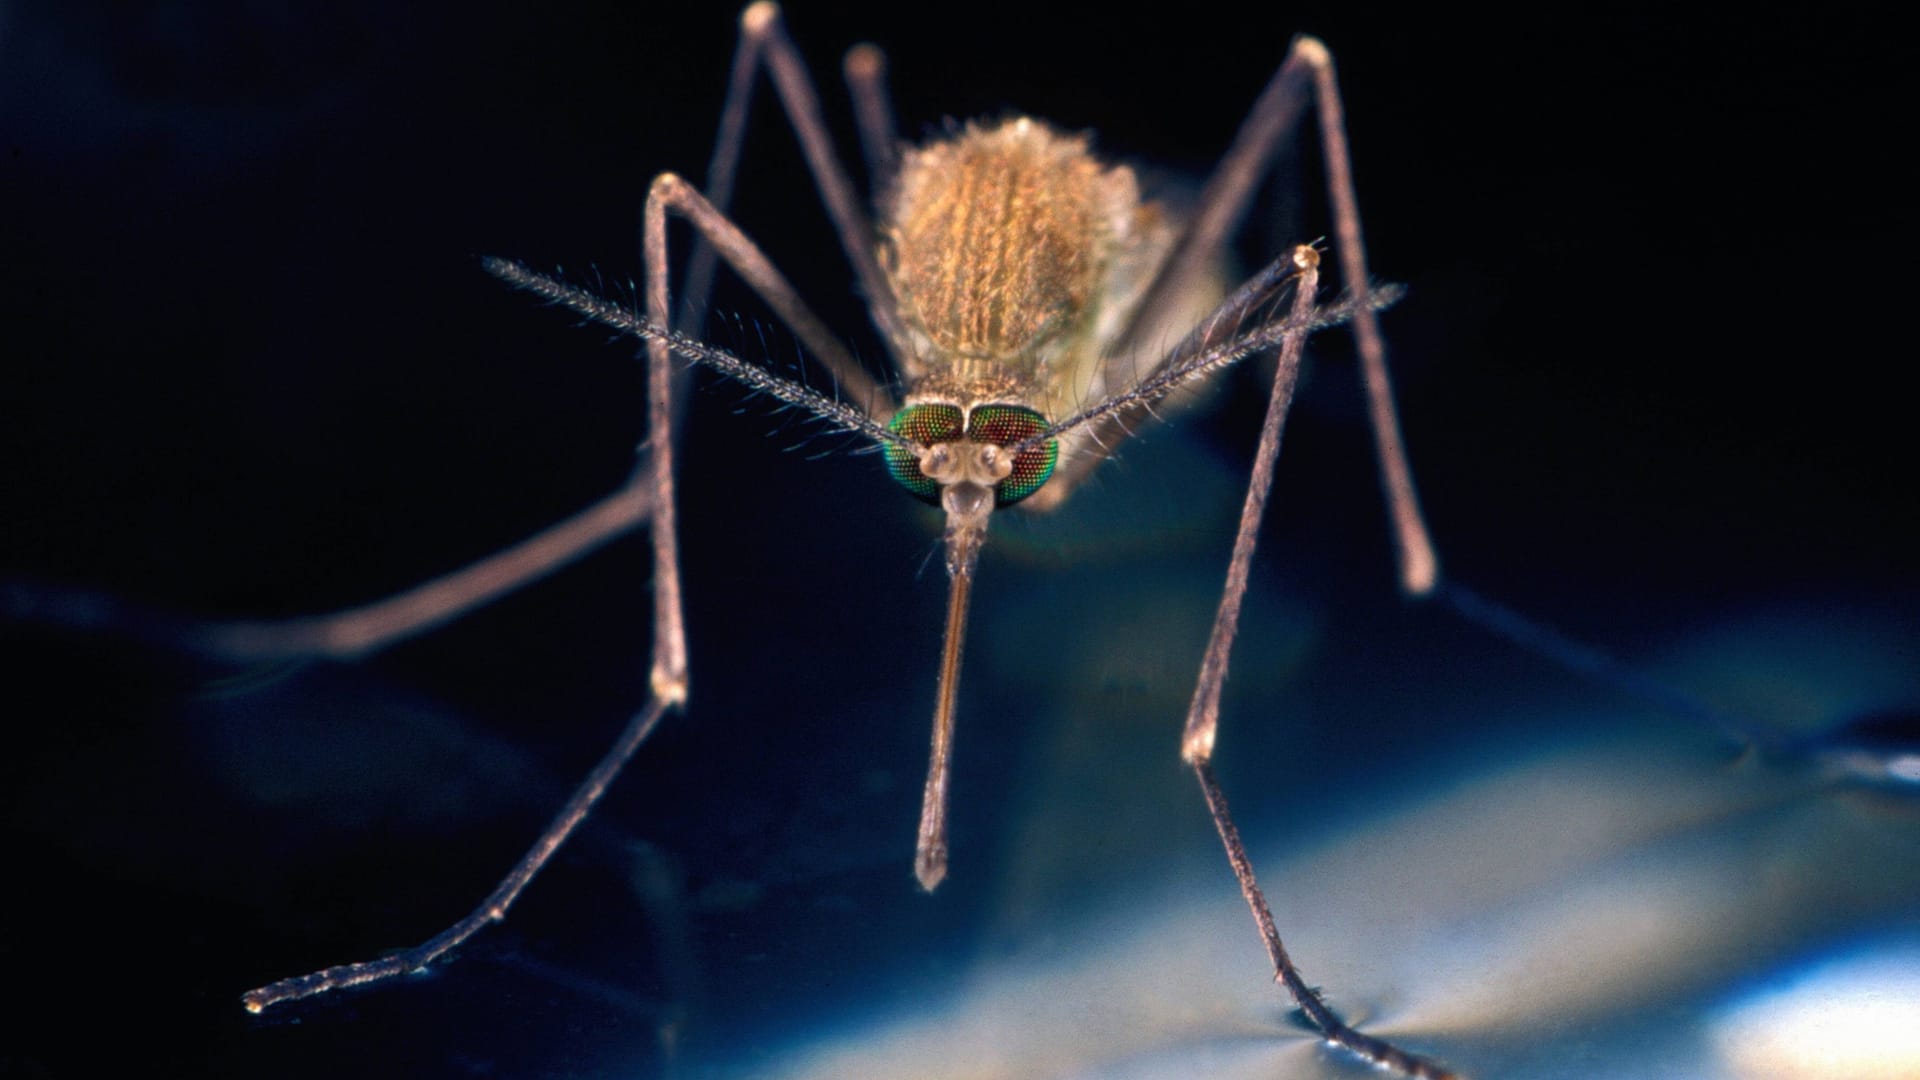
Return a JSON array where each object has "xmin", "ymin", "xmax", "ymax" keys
[{"xmin": 1180, "ymin": 246, "xmax": 1461, "ymax": 1079}]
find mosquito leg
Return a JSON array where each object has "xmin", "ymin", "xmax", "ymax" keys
[
  {"xmin": 1114, "ymin": 36, "xmax": 1438, "ymax": 595},
  {"xmin": 210, "ymin": 475, "xmax": 654, "ymax": 659},
  {"xmin": 843, "ymin": 42, "xmax": 898, "ymax": 187},
  {"xmin": 1181, "ymin": 247, "xmax": 1458, "ymax": 1080},
  {"xmin": 247, "ymin": 113, "xmax": 873, "ymax": 1013},
  {"xmin": 235, "ymin": 166, "xmax": 894, "ymax": 1011},
  {"xmin": 1294, "ymin": 38, "xmax": 1439, "ymax": 595},
  {"xmin": 675, "ymin": 3, "xmax": 768, "ymax": 336},
  {"xmin": 646, "ymin": 173, "xmax": 889, "ymax": 414},
  {"xmin": 228, "ymin": 6, "xmax": 916, "ymax": 1014},
  {"xmin": 677, "ymin": 2, "xmax": 904, "ymax": 354},
  {"xmin": 0, "ymin": 468, "xmax": 656, "ymax": 660},
  {"xmin": 1028, "ymin": 247, "xmax": 1325, "ymax": 508},
  {"xmin": 644, "ymin": 154, "xmax": 904, "ymax": 703},
  {"xmin": 241, "ymin": 696, "xmax": 673, "ymax": 1012},
  {"xmin": 238, "ymin": 226, "xmax": 697, "ymax": 1014},
  {"xmin": 1114, "ymin": 41, "xmax": 1320, "ymax": 359},
  {"xmin": 1292, "ymin": 44, "xmax": 1745, "ymax": 739},
  {"xmin": 1180, "ymin": 246, "xmax": 1319, "ymax": 765},
  {"xmin": 642, "ymin": 179, "xmax": 691, "ymax": 707},
  {"xmin": 234, "ymin": 205, "xmax": 724, "ymax": 1013},
  {"xmin": 237, "ymin": 338, "xmax": 681, "ymax": 1010},
  {"xmin": 1047, "ymin": 34, "xmax": 1331, "ymax": 509},
  {"xmin": 1190, "ymin": 762, "xmax": 1457, "ymax": 1079}
]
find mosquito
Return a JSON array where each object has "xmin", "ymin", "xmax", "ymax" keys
[{"xmin": 120, "ymin": 4, "xmax": 1444, "ymax": 1076}]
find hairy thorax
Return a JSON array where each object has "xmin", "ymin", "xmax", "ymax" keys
[{"xmin": 879, "ymin": 118, "xmax": 1171, "ymax": 415}]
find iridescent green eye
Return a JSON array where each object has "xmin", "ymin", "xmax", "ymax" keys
[
  {"xmin": 967, "ymin": 404, "xmax": 1058, "ymax": 506},
  {"xmin": 885, "ymin": 403, "xmax": 963, "ymax": 504}
]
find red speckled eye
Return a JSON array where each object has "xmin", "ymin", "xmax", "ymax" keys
[{"xmin": 966, "ymin": 404, "xmax": 1058, "ymax": 506}]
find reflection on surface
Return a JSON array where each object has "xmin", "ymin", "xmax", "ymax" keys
[
  {"xmin": 1713, "ymin": 942, "xmax": 1920, "ymax": 1080},
  {"xmin": 707, "ymin": 605, "xmax": 1920, "ymax": 1080}
]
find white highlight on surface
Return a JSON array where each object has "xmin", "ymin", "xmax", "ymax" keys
[
  {"xmin": 1714, "ymin": 944, "xmax": 1920, "ymax": 1080},
  {"xmin": 1885, "ymin": 753, "xmax": 1920, "ymax": 784}
]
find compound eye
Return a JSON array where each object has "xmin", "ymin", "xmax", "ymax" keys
[
  {"xmin": 966, "ymin": 404, "xmax": 1059, "ymax": 506},
  {"xmin": 885, "ymin": 403, "xmax": 964, "ymax": 504}
]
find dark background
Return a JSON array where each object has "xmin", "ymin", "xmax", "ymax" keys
[{"xmin": 3, "ymin": 3, "xmax": 1911, "ymax": 1078}]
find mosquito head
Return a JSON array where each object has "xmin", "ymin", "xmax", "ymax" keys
[{"xmin": 883, "ymin": 401, "xmax": 1060, "ymax": 515}]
